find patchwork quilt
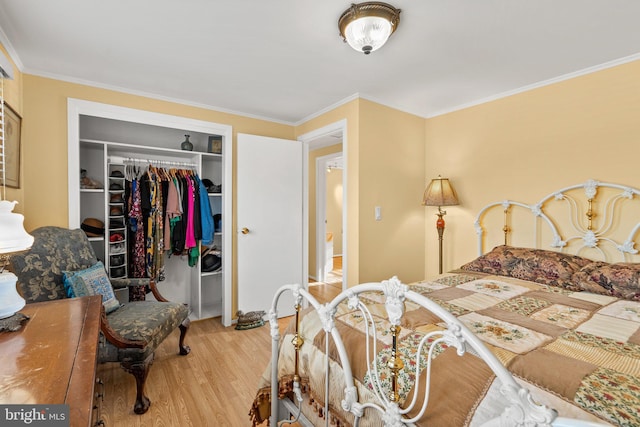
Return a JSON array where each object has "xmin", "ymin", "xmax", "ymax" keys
[{"xmin": 251, "ymin": 271, "xmax": 640, "ymax": 426}]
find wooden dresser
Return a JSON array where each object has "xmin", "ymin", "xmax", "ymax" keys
[{"xmin": 0, "ymin": 295, "xmax": 102, "ymax": 426}]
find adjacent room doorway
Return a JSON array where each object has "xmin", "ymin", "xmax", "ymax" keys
[
  {"xmin": 298, "ymin": 120, "xmax": 347, "ymax": 292},
  {"xmin": 316, "ymin": 152, "xmax": 343, "ymax": 287}
]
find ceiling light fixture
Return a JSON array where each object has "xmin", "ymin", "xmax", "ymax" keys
[{"xmin": 338, "ymin": 2, "xmax": 401, "ymax": 55}]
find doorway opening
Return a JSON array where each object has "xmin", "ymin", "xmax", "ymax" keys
[
  {"xmin": 298, "ymin": 120, "xmax": 346, "ymax": 295},
  {"xmin": 316, "ymin": 153, "xmax": 343, "ymax": 287}
]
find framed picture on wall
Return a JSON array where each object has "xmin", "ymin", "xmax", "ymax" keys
[{"xmin": 1, "ymin": 102, "xmax": 21, "ymax": 188}]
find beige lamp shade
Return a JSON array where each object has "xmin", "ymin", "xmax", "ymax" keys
[{"xmin": 422, "ymin": 176, "xmax": 459, "ymax": 207}]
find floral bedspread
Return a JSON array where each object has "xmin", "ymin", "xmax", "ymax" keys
[{"xmin": 251, "ymin": 271, "xmax": 640, "ymax": 426}]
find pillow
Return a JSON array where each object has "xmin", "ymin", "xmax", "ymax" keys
[
  {"xmin": 460, "ymin": 245, "xmax": 592, "ymax": 289},
  {"xmin": 63, "ymin": 261, "xmax": 121, "ymax": 314},
  {"xmin": 571, "ymin": 262, "xmax": 640, "ymax": 301}
]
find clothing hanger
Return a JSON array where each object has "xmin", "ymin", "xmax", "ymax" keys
[{"xmin": 161, "ymin": 166, "xmax": 170, "ymax": 181}]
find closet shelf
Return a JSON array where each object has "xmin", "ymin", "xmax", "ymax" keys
[
  {"xmin": 201, "ymin": 270, "xmax": 222, "ymax": 277},
  {"xmin": 80, "ymin": 138, "xmax": 224, "ymax": 160}
]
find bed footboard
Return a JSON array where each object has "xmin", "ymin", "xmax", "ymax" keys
[{"xmin": 266, "ymin": 276, "xmax": 583, "ymax": 427}]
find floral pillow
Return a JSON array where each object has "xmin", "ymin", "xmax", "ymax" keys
[
  {"xmin": 571, "ymin": 262, "xmax": 640, "ymax": 301},
  {"xmin": 63, "ymin": 261, "xmax": 121, "ymax": 313},
  {"xmin": 460, "ymin": 245, "xmax": 592, "ymax": 289}
]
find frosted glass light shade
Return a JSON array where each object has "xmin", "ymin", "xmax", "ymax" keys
[
  {"xmin": 338, "ymin": 2, "xmax": 401, "ymax": 55},
  {"xmin": 0, "ymin": 200, "xmax": 33, "ymax": 254},
  {"xmin": 344, "ymin": 16, "xmax": 392, "ymax": 54}
]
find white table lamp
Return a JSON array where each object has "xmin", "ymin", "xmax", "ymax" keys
[{"xmin": 0, "ymin": 200, "xmax": 33, "ymax": 319}]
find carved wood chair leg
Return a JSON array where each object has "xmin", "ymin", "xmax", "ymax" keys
[
  {"xmin": 179, "ymin": 318, "xmax": 191, "ymax": 355},
  {"xmin": 122, "ymin": 355, "xmax": 153, "ymax": 415}
]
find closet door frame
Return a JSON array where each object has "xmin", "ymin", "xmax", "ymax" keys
[{"xmin": 67, "ymin": 99, "xmax": 233, "ymax": 326}]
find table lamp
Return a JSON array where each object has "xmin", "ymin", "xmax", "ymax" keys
[
  {"xmin": 422, "ymin": 175, "xmax": 459, "ymax": 274},
  {"xmin": 0, "ymin": 201, "xmax": 33, "ymax": 319}
]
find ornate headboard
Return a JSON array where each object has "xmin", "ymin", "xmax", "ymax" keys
[{"xmin": 474, "ymin": 179, "xmax": 640, "ymax": 262}]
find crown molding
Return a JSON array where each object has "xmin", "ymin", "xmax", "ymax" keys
[{"xmin": 425, "ymin": 53, "xmax": 640, "ymax": 118}]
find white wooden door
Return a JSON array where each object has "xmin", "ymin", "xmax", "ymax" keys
[{"xmin": 237, "ymin": 133, "xmax": 304, "ymax": 318}]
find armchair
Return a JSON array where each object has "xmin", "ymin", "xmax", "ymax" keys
[{"xmin": 9, "ymin": 226, "xmax": 191, "ymax": 414}]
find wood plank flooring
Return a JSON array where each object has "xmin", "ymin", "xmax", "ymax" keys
[{"xmin": 97, "ymin": 283, "xmax": 340, "ymax": 426}]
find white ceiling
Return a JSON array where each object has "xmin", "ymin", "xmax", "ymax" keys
[{"xmin": 0, "ymin": 1, "xmax": 639, "ymax": 125}]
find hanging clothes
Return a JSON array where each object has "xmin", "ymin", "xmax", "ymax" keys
[
  {"xmin": 192, "ymin": 174, "xmax": 202, "ymax": 243},
  {"xmin": 198, "ymin": 175, "xmax": 214, "ymax": 246},
  {"xmin": 184, "ymin": 172, "xmax": 199, "ymax": 267},
  {"xmin": 145, "ymin": 166, "xmax": 166, "ymax": 281},
  {"xmin": 123, "ymin": 160, "xmax": 207, "ymax": 277},
  {"xmin": 172, "ymin": 172, "xmax": 187, "ymax": 255},
  {"xmin": 128, "ymin": 171, "xmax": 146, "ymax": 278},
  {"xmin": 164, "ymin": 173, "xmax": 182, "ymax": 251}
]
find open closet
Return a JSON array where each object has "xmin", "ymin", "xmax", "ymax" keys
[{"xmin": 67, "ymin": 99, "xmax": 233, "ymax": 325}]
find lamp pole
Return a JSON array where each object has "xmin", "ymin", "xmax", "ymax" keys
[{"xmin": 435, "ymin": 206, "xmax": 446, "ymax": 274}]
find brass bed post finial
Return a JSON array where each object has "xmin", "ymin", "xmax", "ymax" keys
[
  {"xmin": 291, "ymin": 303, "xmax": 305, "ymax": 382},
  {"xmin": 586, "ymin": 198, "xmax": 594, "ymax": 231},
  {"xmin": 387, "ymin": 325, "xmax": 404, "ymax": 402}
]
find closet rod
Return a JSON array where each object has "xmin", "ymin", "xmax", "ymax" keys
[{"xmin": 123, "ymin": 158, "xmax": 197, "ymax": 169}]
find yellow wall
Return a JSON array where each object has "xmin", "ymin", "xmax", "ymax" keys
[
  {"xmin": 357, "ymin": 100, "xmax": 425, "ymax": 284},
  {"xmin": 22, "ymin": 74, "xmax": 294, "ymax": 230},
  {"xmin": 308, "ymin": 143, "xmax": 342, "ymax": 279},
  {"xmin": 424, "ymin": 59, "xmax": 640, "ymax": 279},
  {"xmin": 300, "ymin": 100, "xmax": 426, "ymax": 285}
]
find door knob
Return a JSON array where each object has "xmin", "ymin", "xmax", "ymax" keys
[{"xmin": 241, "ymin": 227, "xmax": 250, "ymax": 234}]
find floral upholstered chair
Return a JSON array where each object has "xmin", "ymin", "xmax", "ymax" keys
[{"xmin": 10, "ymin": 226, "xmax": 191, "ymax": 415}]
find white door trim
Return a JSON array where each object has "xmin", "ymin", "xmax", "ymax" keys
[{"xmin": 298, "ymin": 119, "xmax": 347, "ymax": 289}]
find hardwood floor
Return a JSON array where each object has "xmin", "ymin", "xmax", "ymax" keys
[
  {"xmin": 307, "ymin": 280, "xmax": 342, "ymax": 303},
  {"xmin": 98, "ymin": 283, "xmax": 339, "ymax": 426}
]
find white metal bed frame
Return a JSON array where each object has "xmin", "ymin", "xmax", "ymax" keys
[
  {"xmin": 267, "ymin": 179, "xmax": 639, "ymax": 426},
  {"xmin": 473, "ymin": 179, "xmax": 640, "ymax": 261},
  {"xmin": 268, "ymin": 278, "xmax": 607, "ymax": 427}
]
